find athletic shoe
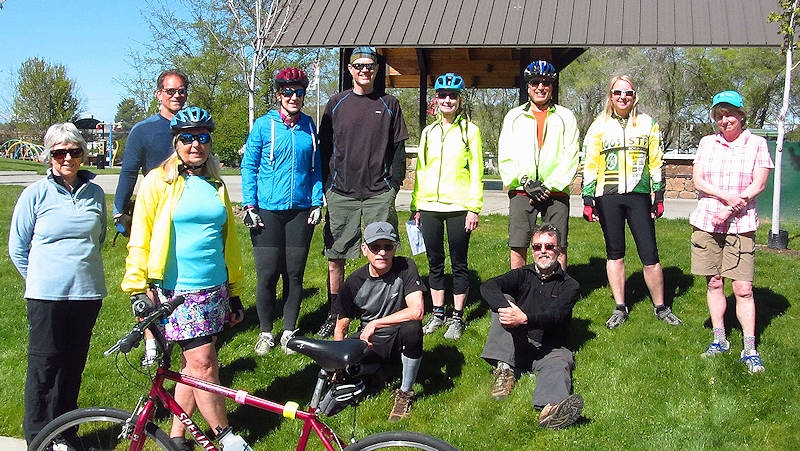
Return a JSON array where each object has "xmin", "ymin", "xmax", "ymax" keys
[
  {"xmin": 280, "ymin": 329, "xmax": 298, "ymax": 355},
  {"xmin": 388, "ymin": 389, "xmax": 414, "ymax": 421},
  {"xmin": 254, "ymin": 332, "xmax": 275, "ymax": 356},
  {"xmin": 141, "ymin": 350, "xmax": 158, "ymax": 368},
  {"xmin": 422, "ymin": 315, "xmax": 445, "ymax": 335},
  {"xmin": 443, "ymin": 318, "xmax": 465, "ymax": 340},
  {"xmin": 491, "ymin": 366, "xmax": 515, "ymax": 400},
  {"xmin": 169, "ymin": 437, "xmax": 194, "ymax": 451},
  {"xmin": 654, "ymin": 306, "xmax": 683, "ymax": 325},
  {"xmin": 605, "ymin": 308, "xmax": 629, "ymax": 329},
  {"xmin": 701, "ymin": 340, "xmax": 730, "ymax": 358},
  {"xmin": 538, "ymin": 394, "xmax": 584, "ymax": 429},
  {"xmin": 316, "ymin": 314, "xmax": 337, "ymax": 338},
  {"xmin": 740, "ymin": 350, "xmax": 766, "ymax": 374}
]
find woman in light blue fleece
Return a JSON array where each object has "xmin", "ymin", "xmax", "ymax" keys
[{"xmin": 9, "ymin": 122, "xmax": 106, "ymax": 446}]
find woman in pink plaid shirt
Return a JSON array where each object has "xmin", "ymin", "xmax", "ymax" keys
[{"xmin": 689, "ymin": 90, "xmax": 774, "ymax": 374}]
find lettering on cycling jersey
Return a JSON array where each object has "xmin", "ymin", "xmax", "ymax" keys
[{"xmin": 179, "ymin": 412, "xmax": 215, "ymax": 449}]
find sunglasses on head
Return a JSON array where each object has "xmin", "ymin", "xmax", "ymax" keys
[
  {"xmin": 178, "ymin": 133, "xmax": 212, "ymax": 144},
  {"xmin": 436, "ymin": 91, "xmax": 460, "ymax": 100},
  {"xmin": 51, "ymin": 148, "xmax": 83, "ymax": 159},
  {"xmin": 531, "ymin": 243, "xmax": 557, "ymax": 251},
  {"xmin": 280, "ymin": 88, "xmax": 306, "ymax": 98},
  {"xmin": 367, "ymin": 242, "xmax": 396, "ymax": 253},
  {"xmin": 528, "ymin": 79, "xmax": 553, "ymax": 87},
  {"xmin": 161, "ymin": 88, "xmax": 188, "ymax": 96},
  {"xmin": 611, "ymin": 89, "xmax": 635, "ymax": 97},
  {"xmin": 351, "ymin": 62, "xmax": 376, "ymax": 72}
]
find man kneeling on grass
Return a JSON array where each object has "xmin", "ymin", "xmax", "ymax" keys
[
  {"xmin": 480, "ymin": 223, "xmax": 584, "ymax": 429},
  {"xmin": 333, "ymin": 222, "xmax": 426, "ymax": 421}
]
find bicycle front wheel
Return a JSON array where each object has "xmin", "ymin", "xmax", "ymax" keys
[
  {"xmin": 29, "ymin": 406, "xmax": 175, "ymax": 451},
  {"xmin": 344, "ymin": 431, "xmax": 459, "ymax": 451}
]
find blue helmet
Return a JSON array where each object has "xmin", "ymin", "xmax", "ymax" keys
[
  {"xmin": 170, "ymin": 107, "xmax": 215, "ymax": 134},
  {"xmin": 524, "ymin": 60, "xmax": 557, "ymax": 81},
  {"xmin": 434, "ymin": 73, "xmax": 465, "ymax": 91}
]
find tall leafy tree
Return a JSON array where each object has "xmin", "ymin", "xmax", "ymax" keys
[
  {"xmin": 11, "ymin": 57, "xmax": 83, "ymax": 137},
  {"xmin": 114, "ymin": 97, "xmax": 146, "ymax": 130}
]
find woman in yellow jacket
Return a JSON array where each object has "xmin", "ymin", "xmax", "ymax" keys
[
  {"xmin": 411, "ymin": 73, "xmax": 483, "ymax": 340},
  {"xmin": 121, "ymin": 107, "xmax": 246, "ymax": 450}
]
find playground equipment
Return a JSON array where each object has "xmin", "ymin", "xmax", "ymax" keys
[{"xmin": 0, "ymin": 139, "xmax": 44, "ymax": 161}]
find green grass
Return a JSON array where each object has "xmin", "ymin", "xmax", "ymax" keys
[
  {"xmin": 1, "ymin": 184, "xmax": 799, "ymax": 449},
  {"xmin": 0, "ymin": 157, "xmax": 239, "ymax": 175}
]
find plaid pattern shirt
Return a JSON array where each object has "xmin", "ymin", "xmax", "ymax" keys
[{"xmin": 689, "ymin": 130, "xmax": 774, "ymax": 233}]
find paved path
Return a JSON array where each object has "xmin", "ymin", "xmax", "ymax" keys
[
  {"xmin": 0, "ymin": 436, "xmax": 26, "ymax": 450},
  {"xmin": 0, "ymin": 171, "xmax": 699, "ymax": 219}
]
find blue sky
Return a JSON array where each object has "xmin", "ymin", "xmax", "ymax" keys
[{"xmin": 0, "ymin": 0, "xmax": 153, "ymax": 122}]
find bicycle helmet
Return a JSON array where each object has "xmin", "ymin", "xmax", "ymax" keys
[
  {"xmin": 434, "ymin": 73, "xmax": 465, "ymax": 91},
  {"xmin": 170, "ymin": 107, "xmax": 215, "ymax": 134},
  {"xmin": 524, "ymin": 60, "xmax": 557, "ymax": 81},
  {"xmin": 275, "ymin": 67, "xmax": 309, "ymax": 89}
]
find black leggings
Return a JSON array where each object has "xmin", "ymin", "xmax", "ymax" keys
[
  {"xmin": 250, "ymin": 209, "xmax": 313, "ymax": 332},
  {"xmin": 419, "ymin": 210, "xmax": 471, "ymax": 294},
  {"xmin": 595, "ymin": 193, "xmax": 660, "ymax": 265}
]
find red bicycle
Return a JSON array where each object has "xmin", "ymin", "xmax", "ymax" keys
[{"xmin": 29, "ymin": 296, "xmax": 457, "ymax": 450}]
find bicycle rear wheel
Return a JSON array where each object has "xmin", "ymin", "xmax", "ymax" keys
[
  {"xmin": 344, "ymin": 431, "xmax": 458, "ymax": 451},
  {"xmin": 29, "ymin": 406, "xmax": 175, "ymax": 451}
]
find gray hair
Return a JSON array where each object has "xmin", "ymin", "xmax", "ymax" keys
[
  {"xmin": 41, "ymin": 123, "xmax": 88, "ymax": 163},
  {"xmin": 532, "ymin": 223, "xmax": 562, "ymax": 248}
]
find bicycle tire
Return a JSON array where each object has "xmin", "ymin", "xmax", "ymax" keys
[
  {"xmin": 344, "ymin": 430, "xmax": 459, "ymax": 451},
  {"xmin": 29, "ymin": 406, "xmax": 175, "ymax": 451}
]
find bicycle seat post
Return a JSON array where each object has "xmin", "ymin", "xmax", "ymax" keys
[{"xmin": 309, "ymin": 369, "xmax": 330, "ymax": 410}]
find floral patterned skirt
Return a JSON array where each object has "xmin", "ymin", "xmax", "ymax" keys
[{"xmin": 154, "ymin": 283, "xmax": 230, "ymax": 341}]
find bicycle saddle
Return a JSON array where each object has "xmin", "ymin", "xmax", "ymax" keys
[{"xmin": 287, "ymin": 337, "xmax": 369, "ymax": 372}]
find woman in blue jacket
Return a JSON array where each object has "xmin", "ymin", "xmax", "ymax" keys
[{"xmin": 242, "ymin": 68, "xmax": 323, "ymax": 355}]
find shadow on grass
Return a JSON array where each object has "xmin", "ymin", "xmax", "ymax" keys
[
  {"xmin": 566, "ymin": 317, "xmax": 596, "ymax": 352},
  {"xmin": 417, "ymin": 344, "xmax": 465, "ymax": 396},
  {"xmin": 567, "ymin": 257, "xmax": 611, "ymax": 299},
  {"xmin": 623, "ymin": 265, "xmax": 694, "ymax": 311},
  {"xmin": 702, "ymin": 286, "xmax": 790, "ymax": 342}
]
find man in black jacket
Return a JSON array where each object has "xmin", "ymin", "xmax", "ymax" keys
[{"xmin": 480, "ymin": 223, "xmax": 583, "ymax": 429}]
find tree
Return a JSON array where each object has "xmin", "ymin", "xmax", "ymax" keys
[
  {"xmin": 115, "ymin": 97, "xmax": 146, "ymax": 130},
  {"xmin": 11, "ymin": 57, "xmax": 83, "ymax": 137}
]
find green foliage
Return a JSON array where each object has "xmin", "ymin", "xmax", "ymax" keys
[
  {"xmin": 11, "ymin": 57, "xmax": 83, "ymax": 138},
  {"xmin": 114, "ymin": 98, "xmax": 146, "ymax": 129},
  {"xmin": 769, "ymin": 0, "xmax": 800, "ymax": 50}
]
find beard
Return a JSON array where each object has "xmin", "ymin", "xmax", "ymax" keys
[{"xmin": 535, "ymin": 256, "xmax": 559, "ymax": 273}]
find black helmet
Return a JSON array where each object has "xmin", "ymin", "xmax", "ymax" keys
[{"xmin": 170, "ymin": 107, "xmax": 215, "ymax": 134}]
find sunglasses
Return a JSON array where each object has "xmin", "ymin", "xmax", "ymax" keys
[
  {"xmin": 178, "ymin": 133, "xmax": 212, "ymax": 144},
  {"xmin": 161, "ymin": 88, "xmax": 188, "ymax": 96},
  {"xmin": 611, "ymin": 89, "xmax": 636, "ymax": 97},
  {"xmin": 350, "ymin": 63, "xmax": 376, "ymax": 72},
  {"xmin": 280, "ymin": 88, "xmax": 306, "ymax": 97},
  {"xmin": 436, "ymin": 91, "xmax": 461, "ymax": 100},
  {"xmin": 528, "ymin": 79, "xmax": 553, "ymax": 87},
  {"xmin": 531, "ymin": 243, "xmax": 557, "ymax": 251},
  {"xmin": 367, "ymin": 242, "xmax": 396, "ymax": 253},
  {"xmin": 51, "ymin": 148, "xmax": 83, "ymax": 159}
]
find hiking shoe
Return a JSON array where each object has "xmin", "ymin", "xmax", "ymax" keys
[
  {"xmin": 538, "ymin": 394, "xmax": 584, "ymax": 429},
  {"xmin": 141, "ymin": 350, "xmax": 158, "ymax": 368},
  {"xmin": 605, "ymin": 308, "xmax": 629, "ymax": 329},
  {"xmin": 701, "ymin": 340, "xmax": 730, "ymax": 358},
  {"xmin": 740, "ymin": 350, "xmax": 765, "ymax": 374},
  {"xmin": 654, "ymin": 306, "xmax": 683, "ymax": 325},
  {"xmin": 316, "ymin": 314, "xmax": 337, "ymax": 338},
  {"xmin": 422, "ymin": 315, "xmax": 445, "ymax": 335},
  {"xmin": 254, "ymin": 332, "xmax": 275, "ymax": 356},
  {"xmin": 170, "ymin": 437, "xmax": 194, "ymax": 451},
  {"xmin": 443, "ymin": 318, "xmax": 465, "ymax": 340},
  {"xmin": 491, "ymin": 367, "xmax": 515, "ymax": 400},
  {"xmin": 280, "ymin": 329, "xmax": 297, "ymax": 355},
  {"xmin": 388, "ymin": 389, "xmax": 414, "ymax": 421}
]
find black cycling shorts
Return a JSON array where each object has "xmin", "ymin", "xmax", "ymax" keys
[{"xmin": 595, "ymin": 193, "xmax": 659, "ymax": 265}]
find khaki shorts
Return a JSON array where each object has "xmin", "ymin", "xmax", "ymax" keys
[
  {"xmin": 323, "ymin": 188, "xmax": 398, "ymax": 260},
  {"xmin": 508, "ymin": 192, "xmax": 569, "ymax": 248},
  {"xmin": 690, "ymin": 229, "xmax": 755, "ymax": 282}
]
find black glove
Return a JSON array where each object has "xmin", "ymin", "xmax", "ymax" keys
[
  {"xmin": 114, "ymin": 214, "xmax": 132, "ymax": 237},
  {"xmin": 243, "ymin": 207, "xmax": 263, "ymax": 229},
  {"xmin": 520, "ymin": 176, "xmax": 548, "ymax": 201},
  {"xmin": 131, "ymin": 292, "xmax": 155, "ymax": 318}
]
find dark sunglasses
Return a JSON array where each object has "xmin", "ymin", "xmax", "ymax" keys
[
  {"xmin": 161, "ymin": 88, "xmax": 188, "ymax": 96},
  {"xmin": 611, "ymin": 89, "xmax": 636, "ymax": 97},
  {"xmin": 280, "ymin": 88, "xmax": 306, "ymax": 97},
  {"xmin": 178, "ymin": 133, "xmax": 212, "ymax": 144},
  {"xmin": 51, "ymin": 148, "xmax": 83, "ymax": 159},
  {"xmin": 351, "ymin": 62, "xmax": 376, "ymax": 71},
  {"xmin": 531, "ymin": 243, "xmax": 557, "ymax": 251},
  {"xmin": 436, "ymin": 91, "xmax": 461, "ymax": 100},
  {"xmin": 367, "ymin": 242, "xmax": 396, "ymax": 253},
  {"xmin": 528, "ymin": 79, "xmax": 553, "ymax": 87}
]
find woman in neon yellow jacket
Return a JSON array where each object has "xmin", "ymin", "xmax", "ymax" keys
[
  {"xmin": 582, "ymin": 75, "xmax": 682, "ymax": 330},
  {"xmin": 411, "ymin": 73, "xmax": 483, "ymax": 340}
]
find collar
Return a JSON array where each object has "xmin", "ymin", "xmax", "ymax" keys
[
  {"xmin": 279, "ymin": 109, "xmax": 300, "ymax": 127},
  {"xmin": 523, "ymin": 102, "xmax": 555, "ymax": 115},
  {"xmin": 714, "ymin": 129, "xmax": 750, "ymax": 146},
  {"xmin": 523, "ymin": 262, "xmax": 565, "ymax": 281},
  {"xmin": 47, "ymin": 168, "xmax": 95, "ymax": 192}
]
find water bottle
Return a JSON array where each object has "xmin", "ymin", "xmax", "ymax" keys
[{"xmin": 216, "ymin": 426, "xmax": 253, "ymax": 451}]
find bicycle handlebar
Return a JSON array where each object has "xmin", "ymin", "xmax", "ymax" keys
[{"xmin": 104, "ymin": 296, "xmax": 186, "ymax": 356}]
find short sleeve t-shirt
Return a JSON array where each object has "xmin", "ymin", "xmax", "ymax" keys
[{"xmin": 332, "ymin": 257, "xmax": 426, "ymax": 325}]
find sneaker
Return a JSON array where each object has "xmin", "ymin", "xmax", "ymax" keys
[
  {"xmin": 701, "ymin": 340, "xmax": 730, "ymax": 358},
  {"xmin": 491, "ymin": 367, "xmax": 515, "ymax": 400},
  {"xmin": 740, "ymin": 350, "xmax": 765, "ymax": 374},
  {"xmin": 141, "ymin": 350, "xmax": 158, "ymax": 368},
  {"xmin": 280, "ymin": 329, "xmax": 297, "ymax": 355},
  {"xmin": 254, "ymin": 332, "xmax": 275, "ymax": 356},
  {"xmin": 443, "ymin": 318, "xmax": 465, "ymax": 340},
  {"xmin": 538, "ymin": 394, "xmax": 584, "ymax": 429},
  {"xmin": 170, "ymin": 437, "xmax": 194, "ymax": 451},
  {"xmin": 654, "ymin": 306, "xmax": 683, "ymax": 325},
  {"xmin": 605, "ymin": 307, "xmax": 629, "ymax": 329},
  {"xmin": 388, "ymin": 389, "xmax": 414, "ymax": 421},
  {"xmin": 316, "ymin": 314, "xmax": 337, "ymax": 338},
  {"xmin": 422, "ymin": 315, "xmax": 445, "ymax": 335}
]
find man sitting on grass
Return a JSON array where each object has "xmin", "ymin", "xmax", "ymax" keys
[
  {"xmin": 480, "ymin": 223, "xmax": 583, "ymax": 429},
  {"xmin": 332, "ymin": 221, "xmax": 426, "ymax": 421}
]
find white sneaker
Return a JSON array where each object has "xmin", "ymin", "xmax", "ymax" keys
[
  {"xmin": 281, "ymin": 329, "xmax": 298, "ymax": 355},
  {"xmin": 254, "ymin": 332, "xmax": 275, "ymax": 356}
]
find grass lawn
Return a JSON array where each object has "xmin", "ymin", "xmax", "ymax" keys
[{"xmin": 0, "ymin": 184, "xmax": 798, "ymax": 449}]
